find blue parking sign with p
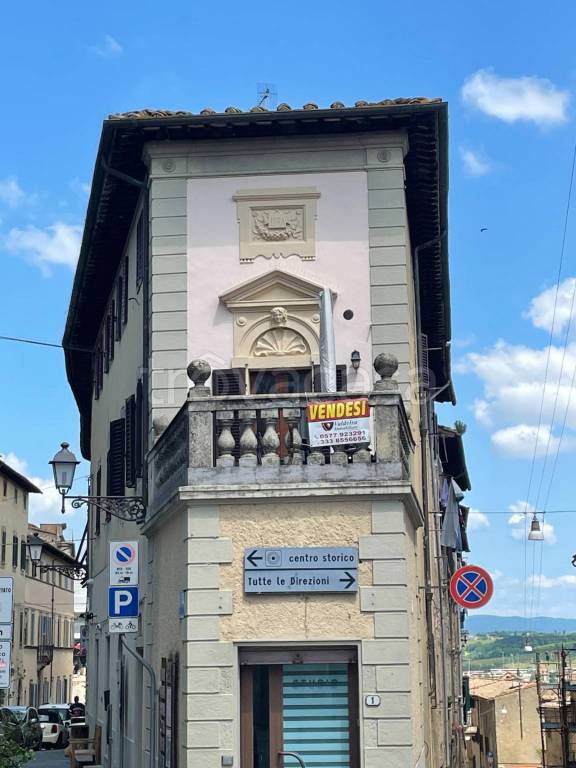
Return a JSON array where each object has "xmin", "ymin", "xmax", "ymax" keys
[{"xmin": 108, "ymin": 586, "xmax": 139, "ymax": 618}]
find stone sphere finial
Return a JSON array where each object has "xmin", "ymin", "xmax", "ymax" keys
[
  {"xmin": 373, "ymin": 353, "xmax": 399, "ymax": 391},
  {"xmin": 187, "ymin": 359, "xmax": 212, "ymax": 398}
]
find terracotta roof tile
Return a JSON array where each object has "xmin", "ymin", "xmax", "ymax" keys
[{"xmin": 109, "ymin": 97, "xmax": 442, "ymax": 120}]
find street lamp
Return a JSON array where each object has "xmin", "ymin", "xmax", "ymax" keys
[
  {"xmin": 28, "ymin": 533, "xmax": 87, "ymax": 581},
  {"xmin": 50, "ymin": 442, "xmax": 145, "ymax": 523}
]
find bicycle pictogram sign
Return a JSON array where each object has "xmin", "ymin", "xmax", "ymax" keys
[{"xmin": 449, "ymin": 564, "xmax": 493, "ymax": 609}]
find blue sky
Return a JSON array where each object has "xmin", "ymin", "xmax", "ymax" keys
[{"xmin": 2, "ymin": 0, "xmax": 576, "ymax": 621}]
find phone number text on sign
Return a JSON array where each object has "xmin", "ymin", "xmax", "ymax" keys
[{"xmin": 307, "ymin": 398, "xmax": 371, "ymax": 448}]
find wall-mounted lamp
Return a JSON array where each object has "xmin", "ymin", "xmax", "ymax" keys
[{"xmin": 350, "ymin": 350, "xmax": 361, "ymax": 370}]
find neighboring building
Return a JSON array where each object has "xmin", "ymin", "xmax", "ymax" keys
[
  {"xmin": 0, "ymin": 458, "xmax": 41, "ymax": 704},
  {"xmin": 64, "ymin": 98, "xmax": 471, "ymax": 767},
  {"xmin": 467, "ymin": 676, "xmax": 541, "ymax": 768},
  {"xmin": 24, "ymin": 523, "xmax": 76, "ymax": 706}
]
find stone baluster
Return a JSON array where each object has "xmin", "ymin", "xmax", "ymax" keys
[
  {"xmin": 239, "ymin": 410, "xmax": 258, "ymax": 467},
  {"xmin": 260, "ymin": 409, "xmax": 280, "ymax": 466},
  {"xmin": 284, "ymin": 409, "xmax": 304, "ymax": 465},
  {"xmin": 331, "ymin": 443, "xmax": 348, "ymax": 466},
  {"xmin": 308, "ymin": 443, "xmax": 326, "ymax": 465},
  {"xmin": 216, "ymin": 411, "xmax": 236, "ymax": 467}
]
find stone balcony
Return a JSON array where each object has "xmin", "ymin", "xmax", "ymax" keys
[{"xmin": 146, "ymin": 354, "xmax": 416, "ymax": 522}]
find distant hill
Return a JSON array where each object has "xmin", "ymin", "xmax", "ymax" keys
[{"xmin": 466, "ymin": 615, "xmax": 576, "ymax": 634}]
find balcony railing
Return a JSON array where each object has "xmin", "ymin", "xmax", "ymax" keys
[
  {"xmin": 37, "ymin": 643, "xmax": 54, "ymax": 670},
  {"xmin": 148, "ymin": 354, "xmax": 415, "ymax": 516}
]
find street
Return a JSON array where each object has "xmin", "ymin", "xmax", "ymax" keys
[{"xmin": 28, "ymin": 748, "xmax": 68, "ymax": 767}]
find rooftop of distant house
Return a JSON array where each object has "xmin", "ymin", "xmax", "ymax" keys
[
  {"xmin": 469, "ymin": 676, "xmax": 537, "ymax": 700},
  {"xmin": 0, "ymin": 458, "xmax": 42, "ymax": 493}
]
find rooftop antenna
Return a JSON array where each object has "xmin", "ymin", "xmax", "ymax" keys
[{"xmin": 257, "ymin": 82, "xmax": 277, "ymax": 110}]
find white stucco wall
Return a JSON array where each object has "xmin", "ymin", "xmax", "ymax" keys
[{"xmin": 186, "ymin": 171, "xmax": 373, "ymax": 389}]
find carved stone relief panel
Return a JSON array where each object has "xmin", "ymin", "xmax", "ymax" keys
[{"xmin": 234, "ymin": 188, "xmax": 320, "ymax": 263}]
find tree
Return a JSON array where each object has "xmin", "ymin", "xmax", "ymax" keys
[{"xmin": 0, "ymin": 737, "xmax": 31, "ymax": 768}]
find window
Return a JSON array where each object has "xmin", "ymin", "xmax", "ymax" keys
[
  {"xmin": 30, "ymin": 612, "xmax": 36, "ymax": 646},
  {"xmin": 94, "ymin": 336, "xmax": 104, "ymax": 399},
  {"xmin": 1, "ymin": 529, "xmax": 5, "ymax": 565},
  {"xmin": 95, "ymin": 467, "xmax": 101, "ymax": 536},
  {"xmin": 19, "ymin": 611, "xmax": 24, "ymax": 645},
  {"xmin": 116, "ymin": 278, "xmax": 123, "ymax": 341},
  {"xmin": 14, "ymin": 488, "xmax": 18, "ymax": 503},
  {"xmin": 109, "ymin": 300, "xmax": 116, "ymax": 361},
  {"xmin": 2, "ymin": 478, "xmax": 6, "ymax": 496},
  {"xmin": 135, "ymin": 380, "xmax": 143, "ymax": 479},
  {"xmin": 125, "ymin": 395, "xmax": 136, "ymax": 488},
  {"xmin": 107, "ymin": 419, "xmax": 126, "ymax": 497},
  {"xmin": 23, "ymin": 493, "xmax": 27, "ymax": 510},
  {"xmin": 12, "ymin": 535, "xmax": 18, "ymax": 568},
  {"xmin": 136, "ymin": 212, "xmax": 144, "ymax": 289},
  {"xmin": 20, "ymin": 539, "xmax": 26, "ymax": 572},
  {"xmin": 24, "ymin": 610, "xmax": 29, "ymax": 645},
  {"xmin": 123, "ymin": 257, "xmax": 129, "ymax": 324},
  {"xmin": 104, "ymin": 314, "xmax": 112, "ymax": 372}
]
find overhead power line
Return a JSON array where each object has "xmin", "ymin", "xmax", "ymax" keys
[{"xmin": 0, "ymin": 334, "xmax": 92, "ymax": 353}]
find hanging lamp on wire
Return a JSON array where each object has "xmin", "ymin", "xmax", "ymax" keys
[{"xmin": 528, "ymin": 514, "xmax": 545, "ymax": 541}]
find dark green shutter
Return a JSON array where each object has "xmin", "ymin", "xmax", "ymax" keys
[
  {"xmin": 125, "ymin": 396, "xmax": 136, "ymax": 488},
  {"xmin": 107, "ymin": 419, "xmax": 125, "ymax": 496}
]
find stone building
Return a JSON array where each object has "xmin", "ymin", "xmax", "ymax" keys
[
  {"xmin": 466, "ymin": 677, "xmax": 541, "ymax": 768},
  {"xmin": 64, "ymin": 98, "xmax": 470, "ymax": 767},
  {"xmin": 24, "ymin": 523, "xmax": 76, "ymax": 706},
  {"xmin": 0, "ymin": 459, "xmax": 41, "ymax": 704}
]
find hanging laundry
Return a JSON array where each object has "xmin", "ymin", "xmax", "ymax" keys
[{"xmin": 440, "ymin": 478, "xmax": 464, "ymax": 551}]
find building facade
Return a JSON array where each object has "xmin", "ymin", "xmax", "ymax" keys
[
  {"xmin": 64, "ymin": 99, "xmax": 470, "ymax": 767},
  {"xmin": 0, "ymin": 459, "xmax": 40, "ymax": 704},
  {"xmin": 466, "ymin": 677, "xmax": 541, "ymax": 768},
  {"xmin": 24, "ymin": 523, "xmax": 76, "ymax": 707}
]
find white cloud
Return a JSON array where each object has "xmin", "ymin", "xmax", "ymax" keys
[
  {"xmin": 529, "ymin": 574, "xmax": 576, "ymax": 588},
  {"xmin": 459, "ymin": 147, "xmax": 491, "ymax": 176},
  {"xmin": 0, "ymin": 177, "xmax": 27, "ymax": 208},
  {"xmin": 457, "ymin": 339, "xmax": 576, "ymax": 436},
  {"xmin": 91, "ymin": 35, "xmax": 123, "ymax": 58},
  {"xmin": 467, "ymin": 508, "xmax": 490, "ymax": 530},
  {"xmin": 4, "ymin": 222, "xmax": 81, "ymax": 275},
  {"xmin": 525, "ymin": 277, "xmax": 576, "ymax": 336},
  {"xmin": 491, "ymin": 423, "xmax": 576, "ymax": 458},
  {"xmin": 69, "ymin": 178, "xmax": 91, "ymax": 197},
  {"xmin": 461, "ymin": 68, "xmax": 569, "ymax": 125}
]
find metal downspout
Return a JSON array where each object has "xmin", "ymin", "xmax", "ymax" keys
[{"xmin": 121, "ymin": 635, "xmax": 157, "ymax": 768}]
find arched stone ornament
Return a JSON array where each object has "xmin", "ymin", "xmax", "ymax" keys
[{"xmin": 219, "ymin": 269, "xmax": 337, "ymax": 369}]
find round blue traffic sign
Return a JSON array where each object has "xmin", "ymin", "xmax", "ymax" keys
[{"xmin": 450, "ymin": 565, "xmax": 493, "ymax": 609}]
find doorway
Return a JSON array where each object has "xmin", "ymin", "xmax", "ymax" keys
[{"xmin": 240, "ymin": 648, "xmax": 359, "ymax": 768}]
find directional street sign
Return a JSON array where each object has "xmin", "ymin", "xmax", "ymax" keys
[
  {"xmin": 0, "ymin": 625, "xmax": 13, "ymax": 641},
  {"xmin": 108, "ymin": 586, "xmax": 139, "ymax": 619},
  {"xmin": 0, "ymin": 577, "xmax": 14, "ymax": 624},
  {"xmin": 449, "ymin": 564, "xmax": 494, "ymax": 609},
  {"xmin": 109, "ymin": 541, "xmax": 139, "ymax": 586},
  {"xmin": 0, "ymin": 641, "xmax": 11, "ymax": 688},
  {"xmin": 244, "ymin": 547, "xmax": 358, "ymax": 594}
]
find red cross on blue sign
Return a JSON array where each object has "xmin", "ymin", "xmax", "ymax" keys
[{"xmin": 449, "ymin": 565, "xmax": 494, "ymax": 609}]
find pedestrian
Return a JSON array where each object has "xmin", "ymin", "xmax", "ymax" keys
[{"xmin": 70, "ymin": 696, "xmax": 85, "ymax": 718}]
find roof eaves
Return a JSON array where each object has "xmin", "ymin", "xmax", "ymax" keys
[{"xmin": 0, "ymin": 461, "xmax": 42, "ymax": 493}]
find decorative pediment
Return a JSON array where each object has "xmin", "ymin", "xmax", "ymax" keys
[
  {"xmin": 219, "ymin": 269, "xmax": 336, "ymax": 312},
  {"xmin": 220, "ymin": 270, "xmax": 336, "ymax": 368}
]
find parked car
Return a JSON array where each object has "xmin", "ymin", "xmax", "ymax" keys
[
  {"xmin": 5, "ymin": 706, "xmax": 42, "ymax": 750},
  {"xmin": 38, "ymin": 703, "xmax": 71, "ymax": 727},
  {"xmin": 37, "ymin": 708, "xmax": 69, "ymax": 748},
  {"xmin": 0, "ymin": 707, "xmax": 24, "ymax": 746}
]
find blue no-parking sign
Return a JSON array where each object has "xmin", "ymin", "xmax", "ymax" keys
[{"xmin": 108, "ymin": 586, "xmax": 139, "ymax": 618}]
